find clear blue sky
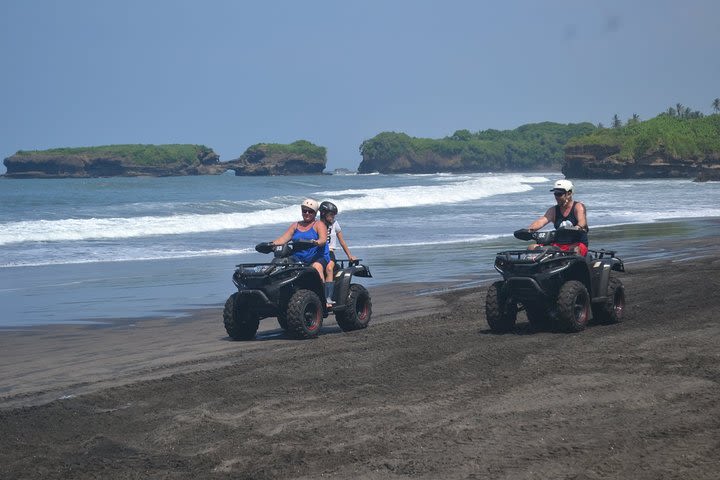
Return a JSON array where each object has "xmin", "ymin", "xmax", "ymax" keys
[{"xmin": 2, "ymin": 0, "xmax": 719, "ymax": 173}]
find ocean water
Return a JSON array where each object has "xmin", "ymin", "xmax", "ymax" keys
[{"xmin": 2, "ymin": 171, "xmax": 720, "ymax": 327}]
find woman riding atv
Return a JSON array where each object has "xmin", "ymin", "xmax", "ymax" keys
[{"xmin": 270, "ymin": 198, "xmax": 328, "ymax": 281}]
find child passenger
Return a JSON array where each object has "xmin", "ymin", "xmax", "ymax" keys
[{"xmin": 318, "ymin": 201, "xmax": 357, "ymax": 307}]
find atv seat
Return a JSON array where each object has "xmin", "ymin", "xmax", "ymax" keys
[{"xmin": 539, "ymin": 245, "xmax": 561, "ymax": 252}]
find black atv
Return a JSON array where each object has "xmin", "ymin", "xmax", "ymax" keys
[
  {"xmin": 486, "ymin": 228, "xmax": 626, "ymax": 333},
  {"xmin": 223, "ymin": 240, "xmax": 372, "ymax": 340}
]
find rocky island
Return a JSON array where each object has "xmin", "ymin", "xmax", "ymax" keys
[
  {"xmin": 6, "ymin": 112, "xmax": 718, "ymax": 180},
  {"xmin": 563, "ymin": 114, "xmax": 720, "ymax": 181},
  {"xmin": 2, "ymin": 140, "xmax": 329, "ymax": 178},
  {"xmin": 3, "ymin": 144, "xmax": 223, "ymax": 178},
  {"xmin": 226, "ymin": 140, "xmax": 326, "ymax": 176}
]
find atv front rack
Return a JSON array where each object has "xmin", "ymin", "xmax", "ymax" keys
[
  {"xmin": 495, "ymin": 246, "xmax": 624, "ymax": 273},
  {"xmin": 496, "ymin": 246, "xmax": 577, "ymax": 264}
]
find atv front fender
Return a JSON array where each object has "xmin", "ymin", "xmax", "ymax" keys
[{"xmin": 234, "ymin": 289, "xmax": 276, "ymax": 319}]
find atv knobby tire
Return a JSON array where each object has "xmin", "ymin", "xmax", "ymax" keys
[
  {"xmin": 592, "ymin": 277, "xmax": 625, "ymax": 325},
  {"xmin": 223, "ymin": 293, "xmax": 260, "ymax": 340},
  {"xmin": 335, "ymin": 284, "xmax": 372, "ymax": 332},
  {"xmin": 556, "ymin": 280, "xmax": 590, "ymax": 332},
  {"xmin": 486, "ymin": 281, "xmax": 517, "ymax": 333},
  {"xmin": 286, "ymin": 289, "xmax": 323, "ymax": 339}
]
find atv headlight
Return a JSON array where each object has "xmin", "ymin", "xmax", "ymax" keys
[{"xmin": 494, "ymin": 257, "xmax": 512, "ymax": 273}]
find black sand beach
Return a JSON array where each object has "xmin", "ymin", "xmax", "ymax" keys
[{"xmin": 2, "ymin": 232, "xmax": 720, "ymax": 479}]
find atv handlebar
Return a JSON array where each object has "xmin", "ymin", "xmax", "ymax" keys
[
  {"xmin": 255, "ymin": 240, "xmax": 322, "ymax": 258},
  {"xmin": 255, "ymin": 242, "xmax": 275, "ymax": 254},
  {"xmin": 254, "ymin": 242, "xmax": 365, "ymax": 267},
  {"xmin": 513, "ymin": 229, "xmax": 535, "ymax": 241},
  {"xmin": 514, "ymin": 228, "xmax": 584, "ymax": 245}
]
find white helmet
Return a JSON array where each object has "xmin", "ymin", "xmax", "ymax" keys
[
  {"xmin": 301, "ymin": 198, "xmax": 319, "ymax": 212},
  {"xmin": 550, "ymin": 179, "xmax": 574, "ymax": 193}
]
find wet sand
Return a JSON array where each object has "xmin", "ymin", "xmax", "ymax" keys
[
  {"xmin": 0, "ymin": 282, "xmax": 449, "ymax": 409},
  {"xmin": 2, "ymin": 235, "xmax": 720, "ymax": 479}
]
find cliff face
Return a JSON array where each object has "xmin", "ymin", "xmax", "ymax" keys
[
  {"xmin": 562, "ymin": 144, "xmax": 720, "ymax": 180},
  {"xmin": 3, "ymin": 147, "xmax": 223, "ymax": 178},
  {"xmin": 227, "ymin": 144, "xmax": 326, "ymax": 176},
  {"xmin": 358, "ymin": 151, "xmax": 465, "ymax": 174},
  {"xmin": 3, "ymin": 142, "xmax": 329, "ymax": 178}
]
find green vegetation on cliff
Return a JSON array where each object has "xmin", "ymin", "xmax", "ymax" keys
[
  {"xmin": 567, "ymin": 114, "xmax": 720, "ymax": 160},
  {"xmin": 14, "ymin": 144, "xmax": 213, "ymax": 166},
  {"xmin": 359, "ymin": 122, "xmax": 596, "ymax": 172},
  {"xmin": 244, "ymin": 140, "xmax": 326, "ymax": 160}
]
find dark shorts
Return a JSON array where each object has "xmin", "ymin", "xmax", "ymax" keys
[
  {"xmin": 292, "ymin": 254, "xmax": 328, "ymax": 268},
  {"xmin": 328, "ymin": 250, "xmax": 337, "ymax": 263}
]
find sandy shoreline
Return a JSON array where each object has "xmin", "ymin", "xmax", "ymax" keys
[
  {"xmin": 0, "ymin": 281, "xmax": 451, "ymax": 409},
  {"xmin": 2, "ymin": 234, "xmax": 720, "ymax": 479}
]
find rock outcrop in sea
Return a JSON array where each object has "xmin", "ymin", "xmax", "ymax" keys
[
  {"xmin": 3, "ymin": 145, "xmax": 223, "ymax": 178},
  {"xmin": 562, "ymin": 144, "xmax": 720, "ymax": 180},
  {"xmin": 226, "ymin": 141, "xmax": 326, "ymax": 176},
  {"xmin": 695, "ymin": 166, "xmax": 720, "ymax": 182},
  {"xmin": 3, "ymin": 141, "xmax": 330, "ymax": 178},
  {"xmin": 561, "ymin": 114, "xmax": 720, "ymax": 181}
]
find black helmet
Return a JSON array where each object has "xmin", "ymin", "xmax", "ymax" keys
[{"xmin": 319, "ymin": 201, "xmax": 338, "ymax": 217}]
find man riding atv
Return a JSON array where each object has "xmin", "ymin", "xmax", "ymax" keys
[
  {"xmin": 485, "ymin": 180, "xmax": 625, "ymax": 333},
  {"xmin": 528, "ymin": 179, "xmax": 589, "ymax": 256},
  {"xmin": 486, "ymin": 227, "xmax": 625, "ymax": 333}
]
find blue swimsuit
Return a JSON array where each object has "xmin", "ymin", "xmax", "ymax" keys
[{"xmin": 291, "ymin": 222, "xmax": 324, "ymax": 263}]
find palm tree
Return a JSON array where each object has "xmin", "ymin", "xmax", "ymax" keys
[
  {"xmin": 713, "ymin": 98, "xmax": 720, "ymax": 113},
  {"xmin": 612, "ymin": 114, "xmax": 622, "ymax": 128}
]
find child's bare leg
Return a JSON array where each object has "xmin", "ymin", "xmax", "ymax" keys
[{"xmin": 324, "ymin": 260, "xmax": 336, "ymax": 305}]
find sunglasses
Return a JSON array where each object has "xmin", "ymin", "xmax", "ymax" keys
[
  {"xmin": 553, "ymin": 191, "xmax": 567, "ymax": 197},
  {"xmin": 301, "ymin": 208, "xmax": 315, "ymax": 214}
]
